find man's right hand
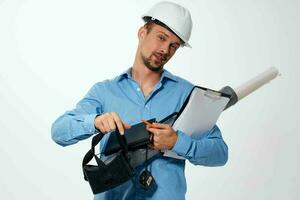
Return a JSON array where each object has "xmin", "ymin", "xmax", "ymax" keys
[{"xmin": 94, "ymin": 112, "xmax": 131, "ymax": 135}]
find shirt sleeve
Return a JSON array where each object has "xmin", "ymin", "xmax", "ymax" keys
[
  {"xmin": 171, "ymin": 125, "xmax": 228, "ymax": 166},
  {"xmin": 51, "ymin": 83, "xmax": 104, "ymax": 146}
]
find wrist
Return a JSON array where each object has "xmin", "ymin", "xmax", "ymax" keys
[
  {"xmin": 94, "ymin": 114, "xmax": 101, "ymax": 133},
  {"xmin": 169, "ymin": 130, "xmax": 178, "ymax": 149}
]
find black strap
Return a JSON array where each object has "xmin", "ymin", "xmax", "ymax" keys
[
  {"xmin": 82, "ymin": 128, "xmax": 130, "ymax": 170},
  {"xmin": 82, "ymin": 134, "xmax": 105, "ymax": 182},
  {"xmin": 91, "ymin": 132, "xmax": 105, "ymax": 149},
  {"xmin": 159, "ymin": 112, "xmax": 178, "ymax": 124},
  {"xmin": 115, "ymin": 129, "xmax": 129, "ymax": 159}
]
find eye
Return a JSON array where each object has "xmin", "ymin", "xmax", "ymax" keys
[
  {"xmin": 170, "ymin": 43, "xmax": 180, "ymax": 50},
  {"xmin": 158, "ymin": 35, "xmax": 166, "ymax": 41}
]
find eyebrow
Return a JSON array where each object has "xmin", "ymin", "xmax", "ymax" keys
[
  {"xmin": 157, "ymin": 31, "xmax": 181, "ymax": 46},
  {"xmin": 157, "ymin": 31, "xmax": 169, "ymax": 38}
]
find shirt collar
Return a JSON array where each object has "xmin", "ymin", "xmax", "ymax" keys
[{"xmin": 116, "ymin": 67, "xmax": 178, "ymax": 82}]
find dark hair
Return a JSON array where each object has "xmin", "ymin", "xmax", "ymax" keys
[{"xmin": 143, "ymin": 20, "xmax": 155, "ymax": 33}]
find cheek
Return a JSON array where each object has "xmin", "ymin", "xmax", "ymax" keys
[
  {"xmin": 142, "ymin": 42, "xmax": 157, "ymax": 55},
  {"xmin": 168, "ymin": 50, "xmax": 176, "ymax": 59},
  {"xmin": 145, "ymin": 36, "xmax": 161, "ymax": 49}
]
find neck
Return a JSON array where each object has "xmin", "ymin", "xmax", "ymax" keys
[{"xmin": 131, "ymin": 51, "xmax": 162, "ymax": 96}]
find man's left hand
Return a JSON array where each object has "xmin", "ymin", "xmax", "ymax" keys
[{"xmin": 146, "ymin": 123, "xmax": 177, "ymax": 151}]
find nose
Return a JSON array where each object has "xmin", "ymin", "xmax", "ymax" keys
[{"xmin": 158, "ymin": 42, "xmax": 170, "ymax": 56}]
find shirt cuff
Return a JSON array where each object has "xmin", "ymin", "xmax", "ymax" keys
[
  {"xmin": 171, "ymin": 130, "xmax": 192, "ymax": 156},
  {"xmin": 83, "ymin": 114, "xmax": 99, "ymax": 134}
]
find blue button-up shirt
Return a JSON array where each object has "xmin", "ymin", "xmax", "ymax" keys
[{"xmin": 51, "ymin": 68, "xmax": 228, "ymax": 200}]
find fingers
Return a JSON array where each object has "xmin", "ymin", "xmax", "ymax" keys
[
  {"xmin": 146, "ymin": 124, "xmax": 170, "ymax": 135},
  {"xmin": 94, "ymin": 112, "xmax": 130, "ymax": 135},
  {"xmin": 148, "ymin": 141, "xmax": 164, "ymax": 150},
  {"xmin": 102, "ymin": 118, "xmax": 112, "ymax": 132},
  {"xmin": 150, "ymin": 123, "xmax": 169, "ymax": 129},
  {"xmin": 97, "ymin": 121, "xmax": 107, "ymax": 133},
  {"xmin": 107, "ymin": 117, "xmax": 116, "ymax": 131},
  {"xmin": 146, "ymin": 123, "xmax": 177, "ymax": 151},
  {"xmin": 111, "ymin": 112, "xmax": 125, "ymax": 135},
  {"xmin": 146, "ymin": 127, "xmax": 164, "ymax": 150},
  {"xmin": 149, "ymin": 132, "xmax": 153, "ymax": 143}
]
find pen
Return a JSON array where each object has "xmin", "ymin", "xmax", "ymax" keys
[{"xmin": 141, "ymin": 119, "xmax": 156, "ymax": 128}]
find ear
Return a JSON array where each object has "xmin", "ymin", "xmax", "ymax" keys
[{"xmin": 138, "ymin": 26, "xmax": 147, "ymax": 41}]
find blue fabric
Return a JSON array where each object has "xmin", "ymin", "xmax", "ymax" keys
[{"xmin": 51, "ymin": 68, "xmax": 228, "ymax": 200}]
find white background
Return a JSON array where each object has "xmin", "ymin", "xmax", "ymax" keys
[{"xmin": 0, "ymin": 0, "xmax": 299, "ymax": 199}]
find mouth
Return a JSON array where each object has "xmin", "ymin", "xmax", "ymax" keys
[{"xmin": 153, "ymin": 53, "xmax": 167, "ymax": 63}]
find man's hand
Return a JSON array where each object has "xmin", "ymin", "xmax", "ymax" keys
[
  {"xmin": 146, "ymin": 123, "xmax": 178, "ymax": 151},
  {"xmin": 94, "ymin": 112, "xmax": 131, "ymax": 135}
]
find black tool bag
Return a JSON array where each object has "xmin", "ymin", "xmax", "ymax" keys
[
  {"xmin": 103, "ymin": 119, "xmax": 156, "ymax": 156},
  {"xmin": 82, "ymin": 129, "xmax": 135, "ymax": 194}
]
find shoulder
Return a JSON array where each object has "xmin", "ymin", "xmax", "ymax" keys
[
  {"xmin": 89, "ymin": 79, "xmax": 110, "ymax": 91},
  {"xmin": 164, "ymin": 70, "xmax": 194, "ymax": 91},
  {"xmin": 175, "ymin": 75, "xmax": 194, "ymax": 88},
  {"xmin": 89, "ymin": 71, "xmax": 126, "ymax": 94}
]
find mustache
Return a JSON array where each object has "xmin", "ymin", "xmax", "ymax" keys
[{"xmin": 153, "ymin": 52, "xmax": 168, "ymax": 61}]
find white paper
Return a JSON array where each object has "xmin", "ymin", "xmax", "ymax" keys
[{"xmin": 164, "ymin": 87, "xmax": 230, "ymax": 159}]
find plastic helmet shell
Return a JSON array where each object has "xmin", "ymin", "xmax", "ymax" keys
[{"xmin": 141, "ymin": 1, "xmax": 193, "ymax": 47}]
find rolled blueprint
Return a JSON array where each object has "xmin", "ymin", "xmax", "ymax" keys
[
  {"xmin": 220, "ymin": 67, "xmax": 280, "ymax": 110},
  {"xmin": 234, "ymin": 67, "xmax": 279, "ymax": 100}
]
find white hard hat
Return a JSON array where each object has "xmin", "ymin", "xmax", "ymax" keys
[{"xmin": 141, "ymin": 1, "xmax": 193, "ymax": 47}]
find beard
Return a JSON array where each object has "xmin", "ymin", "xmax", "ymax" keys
[{"xmin": 141, "ymin": 52, "xmax": 168, "ymax": 72}]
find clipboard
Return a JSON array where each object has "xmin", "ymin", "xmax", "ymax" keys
[{"xmin": 164, "ymin": 86, "xmax": 231, "ymax": 159}]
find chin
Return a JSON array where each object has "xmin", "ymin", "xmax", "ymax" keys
[
  {"xmin": 142, "ymin": 54, "xmax": 165, "ymax": 72},
  {"xmin": 146, "ymin": 63, "xmax": 164, "ymax": 72}
]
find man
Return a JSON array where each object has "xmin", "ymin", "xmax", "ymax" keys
[{"xmin": 51, "ymin": 1, "xmax": 228, "ymax": 200}]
